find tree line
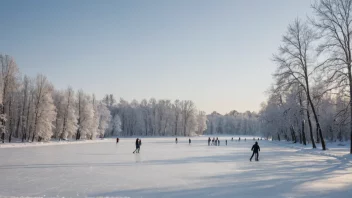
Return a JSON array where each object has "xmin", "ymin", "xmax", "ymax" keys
[
  {"xmin": 0, "ymin": 55, "xmax": 208, "ymax": 143},
  {"xmin": 259, "ymin": 0, "xmax": 352, "ymax": 154},
  {"xmin": 205, "ymin": 110, "xmax": 260, "ymax": 136}
]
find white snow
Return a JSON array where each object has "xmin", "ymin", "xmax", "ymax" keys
[{"xmin": 0, "ymin": 136, "xmax": 351, "ymax": 198}]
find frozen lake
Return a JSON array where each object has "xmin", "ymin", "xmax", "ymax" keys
[{"xmin": 1, "ymin": 137, "xmax": 351, "ymax": 198}]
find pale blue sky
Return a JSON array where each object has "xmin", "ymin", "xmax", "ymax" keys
[{"xmin": 0, "ymin": 0, "xmax": 313, "ymax": 114}]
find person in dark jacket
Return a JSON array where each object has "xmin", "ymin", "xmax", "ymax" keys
[
  {"xmin": 226, "ymin": 139, "xmax": 227, "ymax": 146},
  {"xmin": 250, "ymin": 142, "xmax": 260, "ymax": 161},
  {"xmin": 208, "ymin": 137, "xmax": 211, "ymax": 146},
  {"xmin": 189, "ymin": 138, "xmax": 191, "ymax": 144},
  {"xmin": 133, "ymin": 138, "xmax": 140, "ymax": 154},
  {"xmin": 175, "ymin": 137, "xmax": 178, "ymax": 144},
  {"xmin": 116, "ymin": 137, "xmax": 119, "ymax": 144}
]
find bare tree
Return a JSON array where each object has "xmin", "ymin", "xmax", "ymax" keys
[
  {"xmin": 273, "ymin": 19, "xmax": 326, "ymax": 149},
  {"xmin": 180, "ymin": 100, "xmax": 196, "ymax": 136},
  {"xmin": 0, "ymin": 55, "xmax": 19, "ymax": 143},
  {"xmin": 173, "ymin": 100, "xmax": 181, "ymax": 136},
  {"xmin": 312, "ymin": 0, "xmax": 352, "ymax": 153}
]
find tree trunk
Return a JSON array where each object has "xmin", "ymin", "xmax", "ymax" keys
[
  {"xmin": 306, "ymin": 102, "xmax": 316, "ymax": 149},
  {"xmin": 302, "ymin": 120, "xmax": 306, "ymax": 145},
  {"xmin": 316, "ymin": 124, "xmax": 320, "ymax": 143},
  {"xmin": 349, "ymin": 68, "xmax": 352, "ymax": 153},
  {"xmin": 307, "ymin": 96, "xmax": 326, "ymax": 150}
]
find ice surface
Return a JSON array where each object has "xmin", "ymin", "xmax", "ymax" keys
[{"xmin": 0, "ymin": 136, "xmax": 351, "ymax": 198}]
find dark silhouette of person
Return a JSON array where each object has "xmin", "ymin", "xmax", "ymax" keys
[
  {"xmin": 217, "ymin": 138, "xmax": 220, "ymax": 146},
  {"xmin": 133, "ymin": 138, "xmax": 140, "ymax": 154},
  {"xmin": 116, "ymin": 137, "xmax": 119, "ymax": 144},
  {"xmin": 189, "ymin": 138, "xmax": 191, "ymax": 144},
  {"xmin": 175, "ymin": 137, "xmax": 178, "ymax": 144},
  {"xmin": 245, "ymin": 138, "xmax": 246, "ymax": 142},
  {"xmin": 250, "ymin": 142, "xmax": 260, "ymax": 161},
  {"xmin": 231, "ymin": 137, "xmax": 233, "ymax": 141},
  {"xmin": 208, "ymin": 137, "xmax": 211, "ymax": 146},
  {"xmin": 226, "ymin": 140, "xmax": 227, "ymax": 146},
  {"xmin": 212, "ymin": 138, "xmax": 215, "ymax": 145},
  {"xmin": 137, "ymin": 139, "xmax": 142, "ymax": 153},
  {"xmin": 238, "ymin": 137, "xmax": 241, "ymax": 142}
]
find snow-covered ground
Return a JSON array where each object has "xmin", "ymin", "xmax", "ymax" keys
[{"xmin": 1, "ymin": 136, "xmax": 351, "ymax": 198}]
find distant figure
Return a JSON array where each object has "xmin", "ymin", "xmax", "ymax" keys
[
  {"xmin": 189, "ymin": 138, "xmax": 191, "ymax": 144},
  {"xmin": 231, "ymin": 137, "xmax": 233, "ymax": 141},
  {"xmin": 175, "ymin": 138, "xmax": 178, "ymax": 144},
  {"xmin": 238, "ymin": 137, "xmax": 241, "ymax": 142},
  {"xmin": 245, "ymin": 138, "xmax": 246, "ymax": 142},
  {"xmin": 212, "ymin": 138, "xmax": 215, "ymax": 145},
  {"xmin": 116, "ymin": 137, "xmax": 119, "ymax": 144},
  {"xmin": 138, "ymin": 139, "xmax": 142, "ymax": 153},
  {"xmin": 253, "ymin": 137, "xmax": 255, "ymax": 141},
  {"xmin": 226, "ymin": 140, "xmax": 227, "ymax": 146},
  {"xmin": 208, "ymin": 137, "xmax": 211, "ymax": 146},
  {"xmin": 250, "ymin": 142, "xmax": 260, "ymax": 161},
  {"xmin": 133, "ymin": 138, "xmax": 140, "ymax": 154},
  {"xmin": 258, "ymin": 138, "xmax": 259, "ymax": 141},
  {"xmin": 217, "ymin": 138, "xmax": 220, "ymax": 146}
]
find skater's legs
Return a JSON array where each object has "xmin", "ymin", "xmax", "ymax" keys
[
  {"xmin": 250, "ymin": 152, "xmax": 255, "ymax": 161},
  {"xmin": 256, "ymin": 152, "xmax": 259, "ymax": 160}
]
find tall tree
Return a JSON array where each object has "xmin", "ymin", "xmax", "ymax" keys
[
  {"xmin": 32, "ymin": 75, "xmax": 56, "ymax": 142},
  {"xmin": 273, "ymin": 19, "xmax": 326, "ymax": 150},
  {"xmin": 180, "ymin": 100, "xmax": 196, "ymax": 136},
  {"xmin": 312, "ymin": 0, "xmax": 352, "ymax": 153}
]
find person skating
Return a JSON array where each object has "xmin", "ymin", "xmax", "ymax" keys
[
  {"xmin": 250, "ymin": 141, "xmax": 260, "ymax": 161},
  {"xmin": 226, "ymin": 140, "xmax": 227, "ymax": 146},
  {"xmin": 212, "ymin": 138, "xmax": 215, "ymax": 145},
  {"xmin": 231, "ymin": 137, "xmax": 233, "ymax": 141},
  {"xmin": 208, "ymin": 137, "xmax": 211, "ymax": 146},
  {"xmin": 137, "ymin": 139, "xmax": 142, "ymax": 153},
  {"xmin": 218, "ymin": 139, "xmax": 220, "ymax": 146},
  {"xmin": 189, "ymin": 138, "xmax": 191, "ymax": 144},
  {"xmin": 175, "ymin": 137, "xmax": 178, "ymax": 144},
  {"xmin": 116, "ymin": 137, "xmax": 119, "ymax": 144},
  {"xmin": 238, "ymin": 137, "xmax": 241, "ymax": 142},
  {"xmin": 133, "ymin": 138, "xmax": 140, "ymax": 154}
]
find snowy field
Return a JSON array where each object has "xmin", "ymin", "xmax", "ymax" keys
[{"xmin": 1, "ymin": 137, "xmax": 351, "ymax": 198}]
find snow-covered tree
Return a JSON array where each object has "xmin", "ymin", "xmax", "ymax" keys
[
  {"xmin": 196, "ymin": 111, "xmax": 207, "ymax": 135},
  {"xmin": 31, "ymin": 74, "xmax": 56, "ymax": 142},
  {"xmin": 75, "ymin": 90, "xmax": 93, "ymax": 140}
]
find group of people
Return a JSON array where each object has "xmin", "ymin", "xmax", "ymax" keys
[
  {"xmin": 208, "ymin": 137, "xmax": 221, "ymax": 146},
  {"xmin": 118, "ymin": 136, "xmax": 261, "ymax": 161}
]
